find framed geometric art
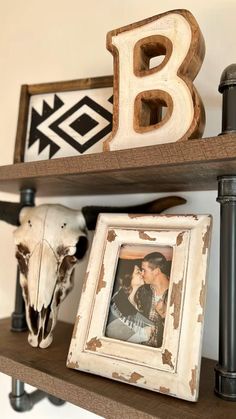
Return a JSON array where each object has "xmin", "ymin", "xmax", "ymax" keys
[
  {"xmin": 14, "ymin": 75, "xmax": 113, "ymax": 163},
  {"xmin": 67, "ymin": 213, "xmax": 212, "ymax": 402}
]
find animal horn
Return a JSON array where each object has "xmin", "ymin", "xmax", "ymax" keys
[
  {"xmin": 0, "ymin": 201, "xmax": 24, "ymax": 226},
  {"xmin": 81, "ymin": 196, "xmax": 186, "ymax": 230}
]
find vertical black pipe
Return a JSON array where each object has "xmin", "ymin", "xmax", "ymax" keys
[
  {"xmin": 9, "ymin": 378, "xmax": 47, "ymax": 411},
  {"xmin": 219, "ymin": 190, "xmax": 236, "ymax": 371},
  {"xmin": 219, "ymin": 64, "xmax": 236, "ymax": 134},
  {"xmin": 9, "ymin": 378, "xmax": 65, "ymax": 411},
  {"xmin": 215, "ymin": 177, "xmax": 236, "ymax": 400},
  {"xmin": 11, "ymin": 188, "xmax": 35, "ymax": 332},
  {"xmin": 215, "ymin": 64, "xmax": 236, "ymax": 400}
]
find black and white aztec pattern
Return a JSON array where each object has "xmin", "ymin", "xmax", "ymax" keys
[{"xmin": 24, "ymin": 87, "xmax": 113, "ymax": 161}]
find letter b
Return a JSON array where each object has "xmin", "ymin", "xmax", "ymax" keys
[{"xmin": 104, "ymin": 10, "xmax": 205, "ymax": 151}]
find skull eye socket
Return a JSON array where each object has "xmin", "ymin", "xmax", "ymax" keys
[
  {"xmin": 59, "ymin": 255, "xmax": 77, "ymax": 282},
  {"xmin": 16, "ymin": 245, "xmax": 30, "ymax": 277},
  {"xmin": 74, "ymin": 236, "xmax": 88, "ymax": 260}
]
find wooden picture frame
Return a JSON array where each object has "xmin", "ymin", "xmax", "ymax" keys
[
  {"xmin": 14, "ymin": 75, "xmax": 113, "ymax": 163},
  {"xmin": 67, "ymin": 213, "xmax": 212, "ymax": 402}
]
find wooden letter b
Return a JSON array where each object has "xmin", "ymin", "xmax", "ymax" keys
[{"xmin": 104, "ymin": 9, "xmax": 205, "ymax": 151}]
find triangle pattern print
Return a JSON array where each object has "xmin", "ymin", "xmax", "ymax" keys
[{"xmin": 24, "ymin": 87, "xmax": 113, "ymax": 161}]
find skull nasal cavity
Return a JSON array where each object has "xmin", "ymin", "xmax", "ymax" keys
[{"xmin": 29, "ymin": 306, "xmax": 39, "ymax": 334}]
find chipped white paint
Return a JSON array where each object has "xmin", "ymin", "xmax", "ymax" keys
[{"xmin": 68, "ymin": 214, "xmax": 212, "ymax": 402}]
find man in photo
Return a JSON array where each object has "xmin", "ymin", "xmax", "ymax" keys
[{"xmin": 140, "ymin": 252, "xmax": 171, "ymax": 347}]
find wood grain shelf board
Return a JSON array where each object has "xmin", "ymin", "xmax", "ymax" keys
[
  {"xmin": 0, "ymin": 318, "xmax": 235, "ymax": 418},
  {"xmin": 0, "ymin": 134, "xmax": 236, "ymax": 196}
]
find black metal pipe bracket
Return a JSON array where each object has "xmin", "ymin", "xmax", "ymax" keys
[
  {"xmin": 219, "ymin": 64, "xmax": 236, "ymax": 134},
  {"xmin": 215, "ymin": 64, "xmax": 236, "ymax": 400},
  {"xmin": 11, "ymin": 188, "xmax": 35, "ymax": 332},
  {"xmin": 216, "ymin": 176, "xmax": 236, "ymax": 400},
  {"xmin": 9, "ymin": 379, "xmax": 65, "ymax": 412}
]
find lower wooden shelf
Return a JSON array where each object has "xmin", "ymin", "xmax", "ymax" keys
[{"xmin": 0, "ymin": 318, "xmax": 235, "ymax": 418}]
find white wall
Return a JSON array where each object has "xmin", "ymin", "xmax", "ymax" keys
[{"xmin": 0, "ymin": 0, "xmax": 235, "ymax": 417}]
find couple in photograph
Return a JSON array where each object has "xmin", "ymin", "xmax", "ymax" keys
[{"xmin": 106, "ymin": 251, "xmax": 171, "ymax": 348}]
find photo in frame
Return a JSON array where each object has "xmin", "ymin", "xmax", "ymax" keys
[
  {"xmin": 14, "ymin": 76, "xmax": 113, "ymax": 163},
  {"xmin": 67, "ymin": 214, "xmax": 212, "ymax": 402}
]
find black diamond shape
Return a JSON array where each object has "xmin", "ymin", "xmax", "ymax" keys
[
  {"xmin": 70, "ymin": 113, "xmax": 98, "ymax": 136},
  {"xmin": 49, "ymin": 96, "xmax": 112, "ymax": 153}
]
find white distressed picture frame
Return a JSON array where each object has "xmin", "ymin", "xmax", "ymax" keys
[{"xmin": 67, "ymin": 214, "xmax": 212, "ymax": 402}]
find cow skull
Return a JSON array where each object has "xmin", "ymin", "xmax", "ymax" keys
[{"xmin": 13, "ymin": 204, "xmax": 88, "ymax": 348}]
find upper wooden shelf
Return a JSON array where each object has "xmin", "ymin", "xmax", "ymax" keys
[
  {"xmin": 0, "ymin": 318, "xmax": 235, "ymax": 418},
  {"xmin": 1, "ymin": 133, "xmax": 236, "ymax": 196}
]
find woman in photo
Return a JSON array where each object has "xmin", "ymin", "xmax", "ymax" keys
[{"xmin": 105, "ymin": 261, "xmax": 154, "ymax": 344}]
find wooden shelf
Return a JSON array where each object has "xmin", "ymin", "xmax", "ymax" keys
[
  {"xmin": 0, "ymin": 134, "xmax": 236, "ymax": 196},
  {"xmin": 0, "ymin": 318, "xmax": 235, "ymax": 418}
]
